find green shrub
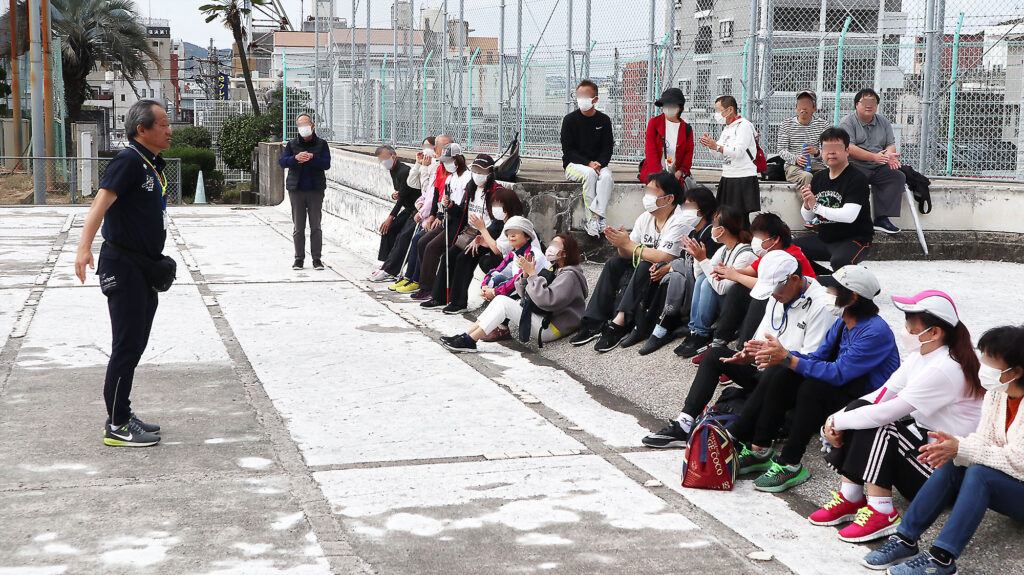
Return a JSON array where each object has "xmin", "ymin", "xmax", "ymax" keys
[
  {"xmin": 164, "ymin": 146, "xmax": 216, "ymax": 173},
  {"xmin": 170, "ymin": 126, "xmax": 213, "ymax": 149},
  {"xmin": 218, "ymin": 113, "xmax": 276, "ymax": 172}
]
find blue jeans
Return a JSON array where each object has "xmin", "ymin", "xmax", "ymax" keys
[
  {"xmin": 406, "ymin": 229, "xmax": 424, "ymax": 282},
  {"xmin": 688, "ymin": 275, "xmax": 724, "ymax": 337},
  {"xmin": 898, "ymin": 463, "xmax": 1024, "ymax": 557}
]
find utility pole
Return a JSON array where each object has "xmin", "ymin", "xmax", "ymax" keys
[
  {"xmin": 41, "ymin": 0, "xmax": 53, "ymax": 160},
  {"xmin": 9, "ymin": 0, "xmax": 23, "ymax": 164},
  {"xmin": 28, "ymin": 0, "xmax": 45, "ymax": 203}
]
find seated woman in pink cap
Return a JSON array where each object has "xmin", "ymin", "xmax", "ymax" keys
[{"xmin": 811, "ymin": 290, "xmax": 984, "ymax": 545}]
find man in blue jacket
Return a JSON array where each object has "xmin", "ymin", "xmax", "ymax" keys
[
  {"xmin": 280, "ymin": 113, "xmax": 332, "ymax": 270},
  {"xmin": 727, "ymin": 265, "xmax": 900, "ymax": 492}
]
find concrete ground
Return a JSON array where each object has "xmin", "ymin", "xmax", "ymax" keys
[{"xmin": 1, "ymin": 205, "xmax": 1021, "ymax": 575}]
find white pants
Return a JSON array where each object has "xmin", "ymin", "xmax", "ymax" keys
[
  {"xmin": 477, "ymin": 295, "xmax": 559, "ymax": 343},
  {"xmin": 565, "ymin": 163, "xmax": 614, "ymax": 218}
]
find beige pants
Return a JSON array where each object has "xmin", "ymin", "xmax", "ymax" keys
[{"xmin": 785, "ymin": 164, "xmax": 823, "ymax": 192}]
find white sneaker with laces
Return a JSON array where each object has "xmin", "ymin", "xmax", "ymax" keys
[
  {"xmin": 585, "ymin": 218, "xmax": 602, "ymax": 237},
  {"xmin": 369, "ymin": 269, "xmax": 394, "ymax": 282}
]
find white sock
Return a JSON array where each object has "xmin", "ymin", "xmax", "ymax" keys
[
  {"xmin": 652, "ymin": 324, "xmax": 669, "ymax": 339},
  {"xmin": 840, "ymin": 482, "xmax": 865, "ymax": 503},
  {"xmin": 868, "ymin": 495, "xmax": 894, "ymax": 514},
  {"xmin": 675, "ymin": 413, "xmax": 695, "ymax": 434}
]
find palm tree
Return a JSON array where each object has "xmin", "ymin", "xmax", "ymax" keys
[
  {"xmin": 50, "ymin": 0, "xmax": 158, "ymax": 123},
  {"xmin": 200, "ymin": 0, "xmax": 264, "ymax": 115}
]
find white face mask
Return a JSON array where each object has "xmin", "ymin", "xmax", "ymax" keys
[
  {"xmin": 750, "ymin": 236, "xmax": 777, "ymax": 258},
  {"xmin": 491, "ymin": 205, "xmax": 506, "ymax": 220},
  {"xmin": 545, "ymin": 245, "xmax": 562, "ymax": 262},
  {"xmin": 422, "ymin": 148, "xmax": 435, "ymax": 158},
  {"xmin": 822, "ymin": 292, "xmax": 844, "ymax": 318},
  {"xmin": 979, "ymin": 364, "xmax": 1016, "ymax": 393},
  {"xmin": 381, "ymin": 157, "xmax": 395, "ymax": 170},
  {"xmin": 713, "ymin": 112, "xmax": 726, "ymax": 125},
  {"xmin": 680, "ymin": 208, "xmax": 701, "ymax": 229},
  {"xmin": 472, "ymin": 173, "xmax": 489, "ymax": 186},
  {"xmin": 899, "ymin": 327, "xmax": 937, "ymax": 354},
  {"xmin": 711, "ymin": 225, "xmax": 724, "ymax": 242},
  {"xmin": 298, "ymin": 125, "xmax": 313, "ymax": 138},
  {"xmin": 577, "ymin": 97, "xmax": 595, "ymax": 112},
  {"xmin": 443, "ymin": 160, "xmax": 456, "ymax": 174},
  {"xmin": 642, "ymin": 193, "xmax": 663, "ymax": 213},
  {"xmin": 663, "ymin": 105, "xmax": 680, "ymax": 118}
]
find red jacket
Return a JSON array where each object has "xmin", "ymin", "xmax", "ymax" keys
[{"xmin": 639, "ymin": 114, "xmax": 694, "ymax": 184}]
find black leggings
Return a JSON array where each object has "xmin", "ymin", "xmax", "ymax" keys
[
  {"xmin": 713, "ymin": 283, "xmax": 768, "ymax": 347},
  {"xmin": 729, "ymin": 374, "xmax": 863, "ymax": 466},
  {"xmin": 681, "ymin": 346, "xmax": 765, "ymax": 418},
  {"xmin": 793, "ymin": 234, "xmax": 871, "ymax": 277}
]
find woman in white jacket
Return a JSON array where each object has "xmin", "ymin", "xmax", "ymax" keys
[
  {"xmin": 673, "ymin": 204, "xmax": 756, "ymax": 356},
  {"xmin": 861, "ymin": 324, "xmax": 1024, "ymax": 575},
  {"xmin": 698, "ymin": 95, "xmax": 760, "ymax": 228}
]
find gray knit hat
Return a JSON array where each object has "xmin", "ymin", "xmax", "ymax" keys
[{"xmin": 503, "ymin": 216, "xmax": 536, "ymax": 240}]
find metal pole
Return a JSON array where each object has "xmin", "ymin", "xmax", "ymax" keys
[
  {"xmin": 458, "ymin": 0, "xmax": 464, "ymax": 142},
  {"xmin": 833, "ymin": 17, "xmax": 852, "ymax": 125},
  {"xmin": 520, "ymin": 44, "xmax": 533, "ymax": 149},
  {"xmin": 666, "ymin": 0, "xmax": 674, "ymax": 89},
  {"xmin": 282, "ymin": 51, "xmax": 287, "ymax": 140},
  {"xmin": 741, "ymin": 38, "xmax": 750, "ymax": 108},
  {"xmin": 9, "ymin": 0, "xmax": 22, "ymax": 164},
  {"xmin": 584, "ymin": 0, "xmax": 591, "ymax": 78},
  {"xmin": 757, "ymin": 0, "xmax": 774, "ymax": 137},
  {"xmin": 945, "ymin": 12, "xmax": 964, "ymax": 176},
  {"xmin": 393, "ymin": 3, "xmax": 398, "ymax": 145},
  {"xmin": 744, "ymin": 0, "xmax": 759, "ymax": 122},
  {"xmin": 380, "ymin": 54, "xmax": 387, "ymax": 140},
  {"xmin": 467, "ymin": 47, "xmax": 479, "ymax": 148},
  {"xmin": 351, "ymin": 0, "xmax": 356, "ymax": 141},
  {"xmin": 364, "ymin": 1, "xmax": 370, "ymax": 142},
  {"xmin": 918, "ymin": 0, "xmax": 938, "ymax": 174},
  {"xmin": 408, "ymin": 0, "xmax": 414, "ymax": 145},
  {"xmin": 440, "ymin": 0, "xmax": 448, "ymax": 134},
  {"xmin": 41, "ymin": 0, "xmax": 52, "ymax": 161},
  {"xmin": 566, "ymin": 0, "xmax": 574, "ymax": 114},
  {"xmin": 421, "ymin": 50, "xmax": 432, "ymax": 141},
  {"xmin": 28, "ymin": 0, "xmax": 45, "ymax": 203},
  {"xmin": 646, "ymin": 0, "xmax": 655, "ymax": 119},
  {"xmin": 498, "ymin": 0, "xmax": 506, "ymax": 153},
  {"xmin": 516, "ymin": 0, "xmax": 522, "ymax": 138}
]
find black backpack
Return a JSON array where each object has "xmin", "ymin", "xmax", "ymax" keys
[{"xmin": 495, "ymin": 133, "xmax": 522, "ymax": 182}]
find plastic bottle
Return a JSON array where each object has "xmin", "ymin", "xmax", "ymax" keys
[{"xmin": 803, "ymin": 143, "xmax": 813, "ymax": 172}]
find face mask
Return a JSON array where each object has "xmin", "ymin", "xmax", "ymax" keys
[
  {"xmin": 822, "ymin": 292, "xmax": 844, "ymax": 318},
  {"xmin": 663, "ymin": 105, "xmax": 680, "ymax": 118},
  {"xmin": 577, "ymin": 97, "xmax": 595, "ymax": 112},
  {"xmin": 472, "ymin": 173, "xmax": 489, "ymax": 186},
  {"xmin": 642, "ymin": 193, "xmax": 663, "ymax": 213},
  {"xmin": 680, "ymin": 208, "xmax": 701, "ymax": 229},
  {"xmin": 899, "ymin": 327, "xmax": 937, "ymax": 354},
  {"xmin": 979, "ymin": 364, "xmax": 1016, "ymax": 393},
  {"xmin": 443, "ymin": 160, "xmax": 456, "ymax": 174},
  {"xmin": 711, "ymin": 225, "xmax": 724, "ymax": 242},
  {"xmin": 422, "ymin": 148, "xmax": 435, "ymax": 158},
  {"xmin": 750, "ymin": 236, "xmax": 777, "ymax": 258},
  {"xmin": 545, "ymin": 245, "xmax": 562, "ymax": 262},
  {"xmin": 491, "ymin": 205, "xmax": 506, "ymax": 220},
  {"xmin": 298, "ymin": 125, "xmax": 313, "ymax": 138},
  {"xmin": 381, "ymin": 157, "xmax": 395, "ymax": 170},
  {"xmin": 713, "ymin": 112, "xmax": 726, "ymax": 125}
]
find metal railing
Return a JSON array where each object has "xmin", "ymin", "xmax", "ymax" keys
[{"xmin": 0, "ymin": 157, "xmax": 183, "ymax": 205}]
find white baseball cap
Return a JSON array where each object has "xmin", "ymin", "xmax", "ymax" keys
[
  {"xmin": 750, "ymin": 251, "xmax": 800, "ymax": 301},
  {"xmin": 821, "ymin": 265, "xmax": 881, "ymax": 300},
  {"xmin": 892, "ymin": 290, "xmax": 960, "ymax": 326}
]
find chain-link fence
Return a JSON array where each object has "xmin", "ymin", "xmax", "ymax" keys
[
  {"xmin": 277, "ymin": 0, "xmax": 1024, "ymax": 181},
  {"xmin": 193, "ymin": 100, "xmax": 254, "ymax": 182},
  {"xmin": 0, "ymin": 157, "xmax": 182, "ymax": 205}
]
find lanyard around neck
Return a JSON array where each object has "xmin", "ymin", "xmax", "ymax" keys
[{"xmin": 129, "ymin": 145, "xmax": 166, "ymax": 197}]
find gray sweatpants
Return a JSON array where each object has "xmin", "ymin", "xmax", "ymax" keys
[
  {"xmin": 289, "ymin": 189, "xmax": 324, "ymax": 260},
  {"xmin": 657, "ymin": 257, "xmax": 696, "ymax": 325},
  {"xmin": 855, "ymin": 164, "xmax": 906, "ymax": 218}
]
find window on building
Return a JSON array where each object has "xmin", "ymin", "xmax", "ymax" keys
[
  {"xmin": 150, "ymin": 89, "xmax": 155, "ymax": 97},
  {"xmin": 152, "ymin": 41, "xmax": 159, "ymax": 47},
  {"xmin": 695, "ymin": 26, "xmax": 713, "ymax": 54},
  {"xmin": 719, "ymin": 20, "xmax": 734, "ymax": 41},
  {"xmin": 678, "ymin": 79, "xmax": 691, "ymax": 96},
  {"xmin": 774, "ymin": 7, "xmax": 819, "ymax": 32},
  {"xmin": 884, "ymin": 0, "xmax": 902, "ymax": 12},
  {"xmin": 120, "ymin": 94, "xmax": 125, "ymax": 101},
  {"xmin": 696, "ymin": 0, "xmax": 714, "ymax": 12},
  {"xmin": 674, "ymin": 29, "xmax": 683, "ymax": 48},
  {"xmin": 882, "ymin": 34, "xmax": 900, "ymax": 67},
  {"xmin": 718, "ymin": 76, "xmax": 732, "ymax": 96},
  {"xmin": 695, "ymin": 69, "xmax": 711, "ymax": 108}
]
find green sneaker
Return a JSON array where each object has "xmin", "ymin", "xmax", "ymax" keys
[
  {"xmin": 753, "ymin": 461, "xmax": 811, "ymax": 493},
  {"xmin": 737, "ymin": 444, "xmax": 774, "ymax": 474}
]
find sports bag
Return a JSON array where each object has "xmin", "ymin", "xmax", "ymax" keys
[{"xmin": 681, "ymin": 408, "xmax": 739, "ymax": 491}]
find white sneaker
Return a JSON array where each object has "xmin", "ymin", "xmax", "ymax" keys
[
  {"xmin": 585, "ymin": 218, "xmax": 603, "ymax": 237},
  {"xmin": 369, "ymin": 269, "xmax": 395, "ymax": 283}
]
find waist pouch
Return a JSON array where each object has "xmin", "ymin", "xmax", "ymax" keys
[{"xmin": 104, "ymin": 241, "xmax": 177, "ymax": 292}]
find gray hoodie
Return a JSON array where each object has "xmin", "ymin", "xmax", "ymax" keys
[{"xmin": 514, "ymin": 265, "xmax": 589, "ymax": 335}]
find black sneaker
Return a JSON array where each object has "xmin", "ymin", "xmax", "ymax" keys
[
  {"xmin": 569, "ymin": 321, "xmax": 602, "ymax": 346},
  {"xmin": 594, "ymin": 322, "xmax": 629, "ymax": 353},
  {"xmin": 292, "ymin": 259, "xmax": 303, "ymax": 270},
  {"xmin": 873, "ymin": 217, "xmax": 901, "ymax": 234},
  {"xmin": 619, "ymin": 328, "xmax": 647, "ymax": 349},
  {"xmin": 442, "ymin": 304, "xmax": 466, "ymax": 315},
  {"xmin": 642, "ymin": 420, "xmax": 690, "ymax": 448},
  {"xmin": 103, "ymin": 419, "xmax": 161, "ymax": 447},
  {"xmin": 420, "ymin": 298, "xmax": 445, "ymax": 309},
  {"xmin": 105, "ymin": 412, "xmax": 160, "ymax": 434},
  {"xmin": 440, "ymin": 334, "xmax": 463, "ymax": 346},
  {"xmin": 674, "ymin": 334, "xmax": 713, "ymax": 359},
  {"xmin": 442, "ymin": 334, "xmax": 477, "ymax": 353},
  {"xmin": 312, "ymin": 259, "xmax": 325, "ymax": 270},
  {"xmin": 639, "ymin": 333, "xmax": 673, "ymax": 356}
]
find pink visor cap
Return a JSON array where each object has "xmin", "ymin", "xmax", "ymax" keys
[{"xmin": 891, "ymin": 290, "xmax": 960, "ymax": 327}]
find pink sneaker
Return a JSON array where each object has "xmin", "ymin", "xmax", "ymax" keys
[
  {"xmin": 837, "ymin": 505, "xmax": 901, "ymax": 543},
  {"xmin": 808, "ymin": 491, "xmax": 862, "ymax": 526}
]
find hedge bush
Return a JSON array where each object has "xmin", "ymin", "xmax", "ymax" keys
[
  {"xmin": 164, "ymin": 146, "xmax": 220, "ymax": 201},
  {"xmin": 170, "ymin": 126, "xmax": 213, "ymax": 150},
  {"xmin": 218, "ymin": 113, "xmax": 276, "ymax": 172}
]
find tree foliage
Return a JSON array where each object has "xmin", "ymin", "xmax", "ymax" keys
[{"xmin": 217, "ymin": 113, "xmax": 275, "ymax": 171}]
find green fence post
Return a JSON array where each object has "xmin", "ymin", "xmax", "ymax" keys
[
  {"xmin": 421, "ymin": 50, "xmax": 433, "ymax": 142},
  {"xmin": 520, "ymin": 44, "xmax": 535, "ymax": 154},
  {"xmin": 833, "ymin": 17, "xmax": 852, "ymax": 125},
  {"xmin": 281, "ymin": 51, "xmax": 287, "ymax": 141},
  {"xmin": 466, "ymin": 47, "xmax": 480, "ymax": 149},
  {"xmin": 380, "ymin": 54, "xmax": 388, "ymax": 141},
  {"xmin": 945, "ymin": 12, "xmax": 964, "ymax": 176}
]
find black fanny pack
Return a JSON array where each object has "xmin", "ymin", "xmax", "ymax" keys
[{"xmin": 104, "ymin": 240, "xmax": 177, "ymax": 292}]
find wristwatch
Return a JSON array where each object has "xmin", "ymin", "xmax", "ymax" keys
[{"xmin": 785, "ymin": 352, "xmax": 795, "ymax": 368}]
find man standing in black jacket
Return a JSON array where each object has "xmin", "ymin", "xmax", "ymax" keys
[
  {"xmin": 374, "ymin": 145, "xmax": 414, "ymax": 273},
  {"xmin": 561, "ymin": 79, "xmax": 615, "ymax": 237},
  {"xmin": 279, "ymin": 113, "xmax": 332, "ymax": 270}
]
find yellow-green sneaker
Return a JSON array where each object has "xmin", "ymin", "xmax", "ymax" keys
[
  {"xmin": 388, "ymin": 279, "xmax": 409, "ymax": 291},
  {"xmin": 395, "ymin": 281, "xmax": 420, "ymax": 293}
]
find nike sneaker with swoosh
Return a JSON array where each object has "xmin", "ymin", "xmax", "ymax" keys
[
  {"xmin": 105, "ymin": 412, "xmax": 160, "ymax": 434},
  {"xmin": 104, "ymin": 419, "xmax": 160, "ymax": 447}
]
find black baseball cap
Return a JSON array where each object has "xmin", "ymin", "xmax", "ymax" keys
[{"xmin": 655, "ymin": 88, "xmax": 686, "ymax": 108}]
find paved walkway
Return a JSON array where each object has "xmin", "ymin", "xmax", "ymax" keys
[{"xmin": 1, "ymin": 205, "xmax": 1020, "ymax": 574}]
